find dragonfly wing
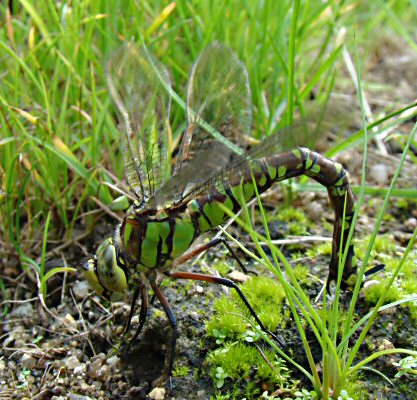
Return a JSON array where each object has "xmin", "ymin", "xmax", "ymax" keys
[
  {"xmin": 179, "ymin": 42, "xmax": 252, "ymax": 169},
  {"xmin": 147, "ymin": 43, "xmax": 252, "ymax": 209},
  {"xmin": 179, "ymin": 122, "xmax": 318, "ymax": 202},
  {"xmin": 106, "ymin": 43, "xmax": 171, "ymax": 203}
]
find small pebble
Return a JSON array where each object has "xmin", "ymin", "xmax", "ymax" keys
[
  {"xmin": 96, "ymin": 365, "xmax": 110, "ymax": 382},
  {"xmin": 63, "ymin": 314, "xmax": 78, "ymax": 330},
  {"xmin": 227, "ymin": 270, "xmax": 249, "ymax": 283},
  {"xmin": 87, "ymin": 356, "xmax": 105, "ymax": 379},
  {"xmin": 195, "ymin": 285, "xmax": 204, "ymax": 294},
  {"xmin": 363, "ymin": 280, "xmax": 380, "ymax": 290},
  {"xmin": 369, "ymin": 163, "xmax": 389, "ymax": 185},
  {"xmin": 148, "ymin": 387, "xmax": 166, "ymax": 400},
  {"xmin": 73, "ymin": 365, "xmax": 85, "ymax": 375},
  {"xmin": 405, "ymin": 217, "xmax": 417, "ymax": 231},
  {"xmin": 72, "ymin": 281, "xmax": 91, "ymax": 299},
  {"xmin": 11, "ymin": 303, "xmax": 34, "ymax": 318},
  {"xmin": 378, "ymin": 338, "xmax": 394, "ymax": 351},
  {"xmin": 305, "ymin": 200, "xmax": 324, "ymax": 221},
  {"xmin": 68, "ymin": 395, "xmax": 93, "ymax": 400},
  {"xmin": 106, "ymin": 355, "xmax": 120, "ymax": 370},
  {"xmin": 20, "ymin": 354, "xmax": 36, "ymax": 369},
  {"xmin": 65, "ymin": 355, "xmax": 81, "ymax": 370}
]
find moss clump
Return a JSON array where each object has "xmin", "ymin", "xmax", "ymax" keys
[
  {"xmin": 206, "ymin": 275, "xmax": 286, "ymax": 338},
  {"xmin": 207, "ymin": 341, "xmax": 292, "ymax": 383},
  {"xmin": 363, "ymin": 244, "xmax": 417, "ymax": 319},
  {"xmin": 274, "ymin": 208, "xmax": 308, "ymax": 236},
  {"xmin": 206, "ymin": 275, "xmax": 297, "ymax": 397}
]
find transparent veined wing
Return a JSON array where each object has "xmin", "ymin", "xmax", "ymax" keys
[
  {"xmin": 177, "ymin": 122, "xmax": 313, "ymax": 203},
  {"xmin": 147, "ymin": 43, "xmax": 252, "ymax": 209},
  {"xmin": 176, "ymin": 98, "xmax": 354, "ymax": 203},
  {"xmin": 106, "ymin": 43, "xmax": 172, "ymax": 205}
]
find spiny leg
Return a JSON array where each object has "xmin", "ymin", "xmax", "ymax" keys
[
  {"xmin": 173, "ymin": 236, "xmax": 251, "ymax": 274},
  {"xmin": 129, "ymin": 283, "xmax": 149, "ymax": 343},
  {"xmin": 123, "ymin": 286, "xmax": 140, "ymax": 337},
  {"xmin": 168, "ymin": 270, "xmax": 284, "ymax": 347},
  {"xmin": 150, "ymin": 280, "xmax": 177, "ymax": 391}
]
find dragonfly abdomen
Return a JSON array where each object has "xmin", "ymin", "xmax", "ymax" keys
[{"xmin": 188, "ymin": 147, "xmax": 357, "ymax": 287}]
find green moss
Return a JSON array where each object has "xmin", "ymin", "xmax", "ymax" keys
[
  {"xmin": 205, "ymin": 275, "xmax": 299, "ymax": 396},
  {"xmin": 213, "ymin": 260, "xmax": 232, "ymax": 277},
  {"xmin": 273, "ymin": 208, "xmax": 308, "ymax": 236},
  {"xmin": 207, "ymin": 342, "xmax": 293, "ymax": 388},
  {"xmin": 306, "ymin": 241, "xmax": 332, "ymax": 258},
  {"xmin": 363, "ymin": 278, "xmax": 402, "ymax": 305},
  {"xmin": 357, "ymin": 234, "xmax": 396, "ymax": 257},
  {"xmin": 206, "ymin": 276, "xmax": 286, "ymax": 339},
  {"xmin": 173, "ymin": 365, "xmax": 189, "ymax": 377},
  {"xmin": 292, "ymin": 263, "xmax": 310, "ymax": 286}
]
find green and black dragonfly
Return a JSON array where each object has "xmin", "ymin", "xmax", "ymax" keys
[{"xmin": 84, "ymin": 42, "xmax": 358, "ymax": 382}]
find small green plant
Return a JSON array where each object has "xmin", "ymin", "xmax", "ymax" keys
[
  {"xmin": 212, "ymin": 328, "xmax": 228, "ymax": 345},
  {"xmin": 173, "ymin": 365, "xmax": 189, "ymax": 377},
  {"xmin": 214, "ymin": 366, "xmax": 229, "ymax": 389},
  {"xmin": 294, "ymin": 388, "xmax": 317, "ymax": 400},
  {"xmin": 335, "ymin": 390, "xmax": 354, "ymax": 400},
  {"xmin": 392, "ymin": 355, "xmax": 417, "ymax": 378}
]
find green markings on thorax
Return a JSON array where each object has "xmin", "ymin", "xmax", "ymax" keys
[{"xmin": 171, "ymin": 219, "xmax": 195, "ymax": 259}]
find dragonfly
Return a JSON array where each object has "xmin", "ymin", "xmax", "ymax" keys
[{"xmin": 83, "ymin": 42, "xmax": 357, "ymax": 384}]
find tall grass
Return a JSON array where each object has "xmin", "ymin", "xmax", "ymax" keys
[{"xmin": 2, "ymin": 0, "xmax": 416, "ymax": 255}]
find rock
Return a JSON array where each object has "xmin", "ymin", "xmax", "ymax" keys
[
  {"xmin": 63, "ymin": 314, "xmax": 78, "ymax": 330},
  {"xmin": 378, "ymin": 338, "xmax": 394, "ymax": 351},
  {"xmin": 96, "ymin": 365, "xmax": 110, "ymax": 382},
  {"xmin": 369, "ymin": 163, "xmax": 389, "ymax": 185},
  {"xmin": 405, "ymin": 217, "xmax": 417, "ymax": 231},
  {"xmin": 68, "ymin": 395, "xmax": 93, "ymax": 400},
  {"xmin": 20, "ymin": 353, "xmax": 36, "ymax": 369},
  {"xmin": 148, "ymin": 387, "xmax": 166, "ymax": 400},
  {"xmin": 195, "ymin": 285, "xmax": 204, "ymax": 294},
  {"xmin": 72, "ymin": 281, "xmax": 91, "ymax": 299},
  {"xmin": 87, "ymin": 355, "xmax": 105, "ymax": 379},
  {"xmin": 305, "ymin": 201, "xmax": 324, "ymax": 221},
  {"xmin": 106, "ymin": 355, "xmax": 120, "ymax": 370},
  {"xmin": 363, "ymin": 279, "xmax": 381, "ymax": 290},
  {"xmin": 65, "ymin": 355, "xmax": 81, "ymax": 370},
  {"xmin": 73, "ymin": 365, "xmax": 85, "ymax": 375},
  {"xmin": 11, "ymin": 303, "xmax": 33, "ymax": 318},
  {"xmin": 227, "ymin": 270, "xmax": 249, "ymax": 283}
]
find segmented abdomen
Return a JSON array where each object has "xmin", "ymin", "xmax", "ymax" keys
[{"xmin": 190, "ymin": 147, "xmax": 356, "ymax": 287}]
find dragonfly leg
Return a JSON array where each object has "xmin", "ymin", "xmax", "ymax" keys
[
  {"xmin": 150, "ymin": 280, "xmax": 177, "ymax": 391},
  {"xmin": 128, "ymin": 283, "xmax": 149, "ymax": 343},
  {"xmin": 168, "ymin": 271, "xmax": 284, "ymax": 347},
  {"xmin": 214, "ymin": 237, "xmax": 254, "ymax": 274},
  {"xmin": 173, "ymin": 237, "xmax": 251, "ymax": 274},
  {"xmin": 123, "ymin": 286, "xmax": 140, "ymax": 337}
]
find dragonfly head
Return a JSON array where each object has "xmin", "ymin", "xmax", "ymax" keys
[{"xmin": 83, "ymin": 237, "xmax": 128, "ymax": 301}]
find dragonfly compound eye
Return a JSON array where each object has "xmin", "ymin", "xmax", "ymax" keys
[
  {"xmin": 84, "ymin": 238, "xmax": 128, "ymax": 301},
  {"xmin": 83, "ymin": 257, "xmax": 106, "ymax": 296}
]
